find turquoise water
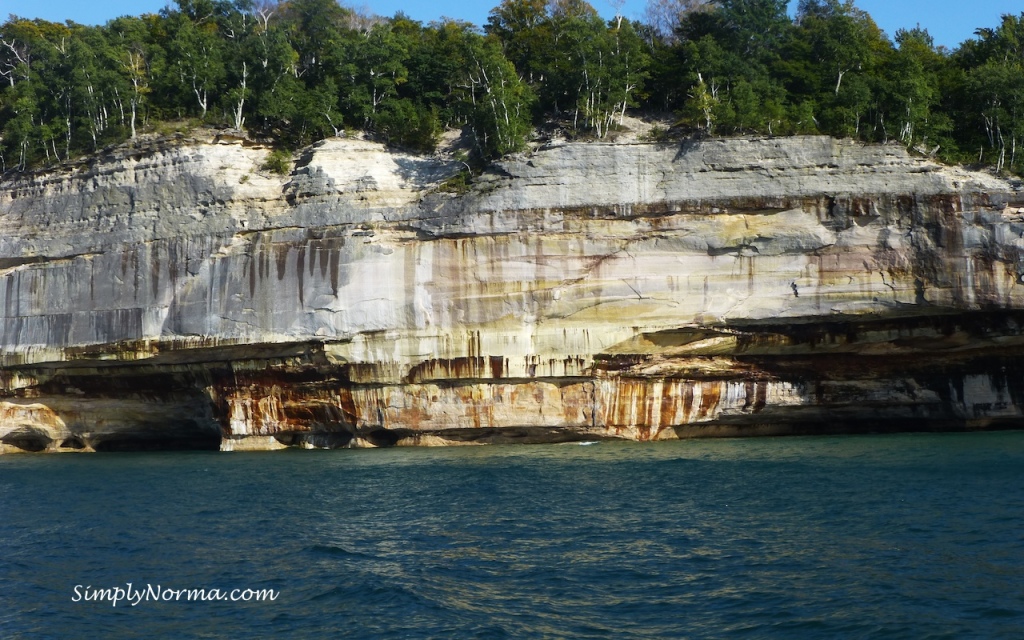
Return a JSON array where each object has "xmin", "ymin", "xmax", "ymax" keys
[{"xmin": 2, "ymin": 432, "xmax": 1024, "ymax": 638}]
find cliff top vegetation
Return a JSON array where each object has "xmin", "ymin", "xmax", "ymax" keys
[{"xmin": 0, "ymin": 0, "xmax": 1022, "ymax": 175}]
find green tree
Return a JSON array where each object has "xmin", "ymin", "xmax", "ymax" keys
[
  {"xmin": 485, "ymin": 0, "xmax": 551, "ymax": 84},
  {"xmin": 791, "ymin": 0, "xmax": 890, "ymax": 138},
  {"xmin": 0, "ymin": 80, "xmax": 38, "ymax": 170},
  {"xmin": 68, "ymin": 24, "xmax": 115, "ymax": 151},
  {"xmin": 669, "ymin": 1, "xmax": 789, "ymax": 134},
  {"xmin": 107, "ymin": 16, "xmax": 154, "ymax": 139},
  {"xmin": 164, "ymin": 1, "xmax": 226, "ymax": 119},
  {"xmin": 877, "ymin": 27, "xmax": 949, "ymax": 149},
  {"xmin": 216, "ymin": 0, "xmax": 259, "ymax": 130},
  {"xmin": 489, "ymin": 0, "xmax": 650, "ymax": 138},
  {"xmin": 340, "ymin": 21, "xmax": 410, "ymax": 129},
  {"xmin": 279, "ymin": 0, "xmax": 351, "ymax": 84},
  {"xmin": 458, "ymin": 32, "xmax": 535, "ymax": 156},
  {"xmin": 240, "ymin": 4, "xmax": 302, "ymax": 137},
  {"xmin": 955, "ymin": 13, "xmax": 1024, "ymax": 172},
  {"xmin": 0, "ymin": 18, "xmax": 78, "ymax": 164},
  {"xmin": 683, "ymin": 71, "xmax": 718, "ymax": 131}
]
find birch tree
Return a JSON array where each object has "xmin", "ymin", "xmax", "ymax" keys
[
  {"xmin": 108, "ymin": 17, "xmax": 152, "ymax": 139},
  {"xmin": 959, "ymin": 14, "xmax": 1024, "ymax": 172},
  {"xmin": 460, "ymin": 34, "xmax": 535, "ymax": 156},
  {"xmin": 166, "ymin": 6, "xmax": 225, "ymax": 119}
]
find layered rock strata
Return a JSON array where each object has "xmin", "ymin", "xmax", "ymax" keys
[{"xmin": 1, "ymin": 134, "xmax": 1022, "ymax": 451}]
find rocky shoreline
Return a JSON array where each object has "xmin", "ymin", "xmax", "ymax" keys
[{"xmin": 2, "ymin": 134, "xmax": 1022, "ymax": 451}]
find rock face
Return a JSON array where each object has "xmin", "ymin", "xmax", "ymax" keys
[{"xmin": 1, "ymin": 133, "xmax": 1023, "ymax": 452}]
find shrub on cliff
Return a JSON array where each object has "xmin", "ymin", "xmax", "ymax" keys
[{"xmin": 261, "ymin": 149, "xmax": 291, "ymax": 175}]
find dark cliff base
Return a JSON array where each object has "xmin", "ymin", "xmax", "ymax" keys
[{"xmin": 4, "ymin": 310, "xmax": 1024, "ymax": 452}]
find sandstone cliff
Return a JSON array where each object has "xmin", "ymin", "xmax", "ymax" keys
[{"xmin": 1, "ymin": 134, "xmax": 1022, "ymax": 452}]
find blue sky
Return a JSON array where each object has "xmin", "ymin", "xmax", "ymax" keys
[{"xmin": 1, "ymin": 0, "xmax": 1021, "ymax": 50}]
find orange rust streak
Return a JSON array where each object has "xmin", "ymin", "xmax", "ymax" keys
[
  {"xmin": 697, "ymin": 382, "xmax": 721, "ymax": 418},
  {"xmin": 659, "ymin": 381, "xmax": 680, "ymax": 430}
]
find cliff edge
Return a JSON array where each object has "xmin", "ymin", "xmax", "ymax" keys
[{"xmin": 2, "ymin": 134, "xmax": 1023, "ymax": 451}]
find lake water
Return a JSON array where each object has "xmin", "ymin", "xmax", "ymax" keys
[{"xmin": 2, "ymin": 432, "xmax": 1024, "ymax": 638}]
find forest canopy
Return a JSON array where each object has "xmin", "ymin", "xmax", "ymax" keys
[{"xmin": 1, "ymin": 0, "xmax": 1022, "ymax": 175}]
